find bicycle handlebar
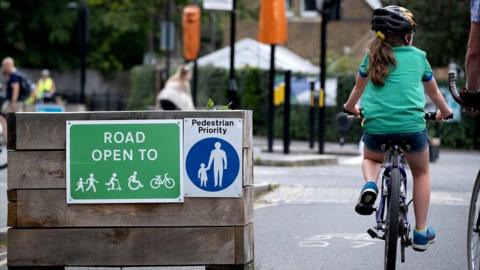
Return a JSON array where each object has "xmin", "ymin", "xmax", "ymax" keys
[
  {"xmin": 343, "ymin": 107, "xmax": 452, "ymax": 121},
  {"xmin": 424, "ymin": 112, "xmax": 454, "ymax": 121},
  {"xmin": 448, "ymin": 72, "xmax": 467, "ymax": 106},
  {"xmin": 343, "ymin": 107, "xmax": 364, "ymax": 118}
]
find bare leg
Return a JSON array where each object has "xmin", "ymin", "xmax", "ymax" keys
[
  {"xmin": 466, "ymin": 22, "xmax": 480, "ymax": 92},
  {"xmin": 404, "ymin": 147, "xmax": 430, "ymax": 230},
  {"xmin": 362, "ymin": 147, "xmax": 385, "ymax": 183}
]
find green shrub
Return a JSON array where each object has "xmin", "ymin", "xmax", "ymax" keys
[
  {"xmin": 127, "ymin": 65, "xmax": 156, "ymax": 110},
  {"xmin": 127, "ymin": 64, "xmax": 478, "ymax": 150}
]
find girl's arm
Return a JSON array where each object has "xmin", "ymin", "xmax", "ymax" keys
[
  {"xmin": 423, "ymin": 78, "xmax": 453, "ymax": 120},
  {"xmin": 344, "ymin": 74, "xmax": 369, "ymax": 115}
]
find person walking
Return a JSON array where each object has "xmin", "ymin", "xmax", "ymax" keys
[
  {"xmin": 156, "ymin": 65, "xmax": 195, "ymax": 110},
  {"xmin": 1, "ymin": 57, "xmax": 31, "ymax": 143},
  {"xmin": 1, "ymin": 57, "xmax": 27, "ymax": 113}
]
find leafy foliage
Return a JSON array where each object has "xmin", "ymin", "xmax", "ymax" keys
[
  {"xmin": 127, "ymin": 65, "xmax": 156, "ymax": 110},
  {"xmin": 0, "ymin": 0, "xmax": 189, "ymax": 71},
  {"xmin": 382, "ymin": 0, "xmax": 470, "ymax": 67}
]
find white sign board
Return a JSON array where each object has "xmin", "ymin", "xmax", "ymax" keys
[
  {"xmin": 203, "ymin": 0, "xmax": 233, "ymax": 11},
  {"xmin": 184, "ymin": 118, "xmax": 243, "ymax": 197}
]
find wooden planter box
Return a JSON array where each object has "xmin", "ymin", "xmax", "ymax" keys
[{"xmin": 6, "ymin": 110, "xmax": 254, "ymax": 270}]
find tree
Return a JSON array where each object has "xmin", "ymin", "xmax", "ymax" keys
[
  {"xmin": 382, "ymin": 0, "xmax": 470, "ymax": 67},
  {"xmin": 0, "ymin": 0, "xmax": 189, "ymax": 71}
]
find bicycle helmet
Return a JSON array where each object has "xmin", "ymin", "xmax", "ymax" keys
[{"xmin": 371, "ymin": 5, "xmax": 416, "ymax": 35}]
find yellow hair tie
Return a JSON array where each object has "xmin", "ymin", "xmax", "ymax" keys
[{"xmin": 375, "ymin": 31, "xmax": 385, "ymax": 41}]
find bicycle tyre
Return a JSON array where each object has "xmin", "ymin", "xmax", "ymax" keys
[
  {"xmin": 468, "ymin": 170, "xmax": 480, "ymax": 270},
  {"xmin": 385, "ymin": 168, "xmax": 400, "ymax": 270}
]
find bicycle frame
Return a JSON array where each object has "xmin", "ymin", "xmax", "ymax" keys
[
  {"xmin": 368, "ymin": 144, "xmax": 412, "ymax": 265},
  {"xmin": 376, "ymin": 146, "xmax": 408, "ymax": 230}
]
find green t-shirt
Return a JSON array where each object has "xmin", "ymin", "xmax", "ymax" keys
[{"xmin": 358, "ymin": 46, "xmax": 433, "ymax": 134}]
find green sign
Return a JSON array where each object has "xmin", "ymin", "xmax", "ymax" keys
[{"xmin": 66, "ymin": 120, "xmax": 183, "ymax": 204}]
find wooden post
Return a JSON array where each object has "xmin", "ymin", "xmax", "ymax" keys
[{"xmin": 6, "ymin": 111, "xmax": 254, "ymax": 269}]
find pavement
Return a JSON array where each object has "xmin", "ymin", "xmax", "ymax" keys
[{"xmin": 253, "ymin": 137, "xmax": 360, "ymax": 166}]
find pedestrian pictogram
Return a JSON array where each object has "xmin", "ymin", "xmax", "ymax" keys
[{"xmin": 184, "ymin": 118, "xmax": 243, "ymax": 197}]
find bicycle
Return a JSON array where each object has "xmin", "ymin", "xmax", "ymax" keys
[
  {"xmin": 345, "ymin": 109, "xmax": 449, "ymax": 270},
  {"xmin": 448, "ymin": 72, "xmax": 480, "ymax": 270},
  {"xmin": 150, "ymin": 173, "xmax": 175, "ymax": 189}
]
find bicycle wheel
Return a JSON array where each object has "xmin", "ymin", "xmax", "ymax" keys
[
  {"xmin": 468, "ymin": 170, "xmax": 480, "ymax": 270},
  {"xmin": 385, "ymin": 168, "xmax": 400, "ymax": 270}
]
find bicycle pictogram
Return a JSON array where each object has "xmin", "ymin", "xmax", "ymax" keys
[{"xmin": 150, "ymin": 173, "xmax": 175, "ymax": 189}]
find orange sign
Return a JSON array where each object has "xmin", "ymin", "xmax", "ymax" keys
[
  {"xmin": 182, "ymin": 5, "xmax": 201, "ymax": 61},
  {"xmin": 258, "ymin": 0, "xmax": 288, "ymax": 45}
]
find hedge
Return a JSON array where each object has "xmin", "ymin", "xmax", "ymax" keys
[{"xmin": 127, "ymin": 64, "xmax": 479, "ymax": 149}]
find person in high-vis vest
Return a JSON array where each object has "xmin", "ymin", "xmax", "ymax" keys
[{"xmin": 35, "ymin": 69, "xmax": 56, "ymax": 102}]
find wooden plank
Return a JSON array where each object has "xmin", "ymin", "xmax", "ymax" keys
[
  {"xmin": 8, "ymin": 151, "xmax": 66, "ymax": 189},
  {"xmin": 7, "ymin": 202, "xmax": 17, "ymax": 227},
  {"xmin": 14, "ymin": 186, "xmax": 253, "ymax": 227},
  {"xmin": 206, "ymin": 262, "xmax": 254, "ymax": 270},
  {"xmin": 7, "ymin": 189, "xmax": 17, "ymax": 202},
  {"xmin": 13, "ymin": 111, "xmax": 249, "ymax": 150},
  {"xmin": 242, "ymin": 110, "xmax": 253, "ymax": 149},
  {"xmin": 7, "ymin": 112, "xmax": 16, "ymax": 150},
  {"xmin": 8, "ymin": 150, "xmax": 256, "ymax": 192},
  {"xmin": 242, "ymin": 148, "xmax": 254, "ymax": 187},
  {"xmin": 7, "ymin": 267, "xmax": 65, "ymax": 270},
  {"xmin": 235, "ymin": 223, "xmax": 254, "ymax": 265},
  {"xmin": 8, "ymin": 227, "xmax": 236, "ymax": 266},
  {"xmin": 243, "ymin": 187, "xmax": 254, "ymax": 226}
]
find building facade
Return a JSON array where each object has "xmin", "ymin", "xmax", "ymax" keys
[{"xmin": 224, "ymin": 0, "xmax": 380, "ymax": 64}]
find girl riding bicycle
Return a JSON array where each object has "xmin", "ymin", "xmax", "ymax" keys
[{"xmin": 343, "ymin": 5, "xmax": 453, "ymax": 252}]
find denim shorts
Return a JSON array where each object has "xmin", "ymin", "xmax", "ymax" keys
[{"xmin": 362, "ymin": 129, "xmax": 429, "ymax": 153}]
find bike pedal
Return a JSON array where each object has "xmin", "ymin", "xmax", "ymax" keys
[{"xmin": 367, "ymin": 228, "xmax": 384, "ymax": 240}]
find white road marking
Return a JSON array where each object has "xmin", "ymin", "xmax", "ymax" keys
[
  {"xmin": 352, "ymin": 241, "xmax": 375, "ymax": 248},
  {"xmin": 0, "ymin": 257, "xmax": 6, "ymax": 266},
  {"xmin": 259, "ymin": 185, "xmax": 470, "ymax": 205},
  {"xmin": 338, "ymin": 156, "xmax": 363, "ymax": 165},
  {"xmin": 299, "ymin": 233, "xmax": 380, "ymax": 248}
]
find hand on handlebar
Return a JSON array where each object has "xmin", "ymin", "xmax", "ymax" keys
[
  {"xmin": 435, "ymin": 109, "xmax": 454, "ymax": 122},
  {"xmin": 343, "ymin": 104, "xmax": 361, "ymax": 117}
]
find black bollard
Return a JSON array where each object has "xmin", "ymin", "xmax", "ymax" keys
[
  {"xmin": 309, "ymin": 81, "xmax": 315, "ymax": 149},
  {"xmin": 283, "ymin": 70, "xmax": 291, "ymax": 154}
]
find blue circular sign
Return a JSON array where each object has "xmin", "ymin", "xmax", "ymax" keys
[{"xmin": 186, "ymin": 137, "xmax": 240, "ymax": 192}]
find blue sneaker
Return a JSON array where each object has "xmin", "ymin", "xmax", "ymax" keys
[
  {"xmin": 412, "ymin": 227, "xmax": 436, "ymax": 252},
  {"xmin": 355, "ymin": 181, "xmax": 378, "ymax": 215}
]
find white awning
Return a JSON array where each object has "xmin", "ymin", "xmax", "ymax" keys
[
  {"xmin": 197, "ymin": 38, "xmax": 320, "ymax": 75},
  {"xmin": 364, "ymin": 0, "xmax": 382, "ymax": 10}
]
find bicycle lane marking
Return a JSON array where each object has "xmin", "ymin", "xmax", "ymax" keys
[{"xmin": 298, "ymin": 233, "xmax": 381, "ymax": 248}]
